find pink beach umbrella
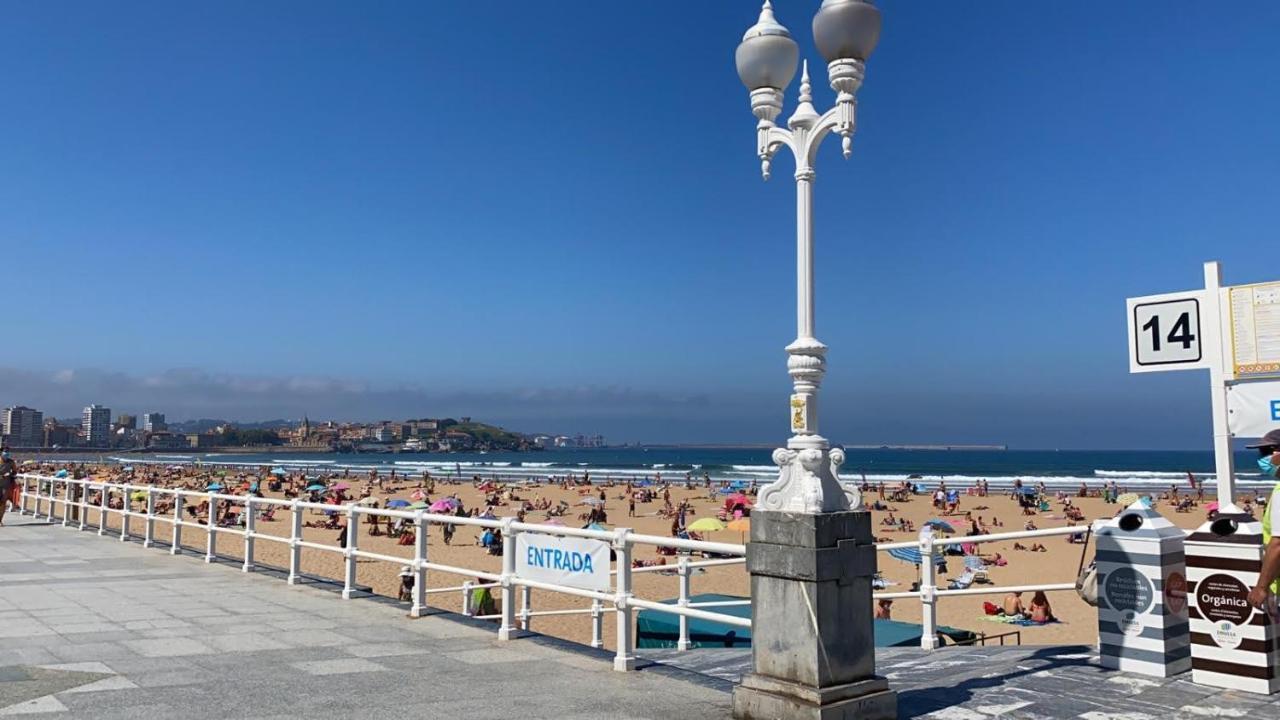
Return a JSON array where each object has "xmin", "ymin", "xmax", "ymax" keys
[
  {"xmin": 332, "ymin": 482, "xmax": 350, "ymax": 492},
  {"xmin": 429, "ymin": 498, "xmax": 459, "ymax": 513}
]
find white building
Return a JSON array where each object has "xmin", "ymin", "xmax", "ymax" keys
[
  {"xmin": 143, "ymin": 412, "xmax": 166, "ymax": 432},
  {"xmin": 3, "ymin": 406, "xmax": 43, "ymax": 448},
  {"xmin": 83, "ymin": 404, "xmax": 111, "ymax": 448}
]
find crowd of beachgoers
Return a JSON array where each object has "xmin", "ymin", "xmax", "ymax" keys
[{"xmin": 4, "ymin": 459, "xmax": 1244, "ymax": 649}]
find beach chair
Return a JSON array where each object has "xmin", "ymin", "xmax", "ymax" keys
[
  {"xmin": 963, "ymin": 555, "xmax": 989, "ymax": 584},
  {"xmin": 947, "ymin": 570, "xmax": 975, "ymax": 590}
]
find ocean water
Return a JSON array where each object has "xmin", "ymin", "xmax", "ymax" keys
[{"xmin": 80, "ymin": 446, "xmax": 1271, "ymax": 491}]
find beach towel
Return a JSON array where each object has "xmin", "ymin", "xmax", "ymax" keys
[{"xmin": 979, "ymin": 615, "xmax": 1061, "ymax": 627}]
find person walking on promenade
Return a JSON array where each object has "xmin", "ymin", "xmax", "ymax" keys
[
  {"xmin": 0, "ymin": 450, "xmax": 17, "ymax": 526},
  {"xmin": 1248, "ymin": 429, "xmax": 1280, "ymax": 615}
]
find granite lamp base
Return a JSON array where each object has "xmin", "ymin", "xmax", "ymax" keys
[{"xmin": 733, "ymin": 673, "xmax": 898, "ymax": 720}]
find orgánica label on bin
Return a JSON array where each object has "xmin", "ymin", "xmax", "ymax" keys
[
  {"xmin": 1197, "ymin": 573, "xmax": 1253, "ymax": 649},
  {"xmin": 1105, "ymin": 567, "xmax": 1154, "ymax": 635}
]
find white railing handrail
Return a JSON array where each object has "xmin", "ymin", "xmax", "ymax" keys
[{"xmin": 14, "ymin": 472, "xmax": 748, "ymax": 667}]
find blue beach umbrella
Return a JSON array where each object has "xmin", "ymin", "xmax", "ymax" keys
[
  {"xmin": 271, "ymin": 468, "xmax": 287, "ymax": 476},
  {"xmin": 206, "ymin": 484, "xmax": 224, "ymax": 492},
  {"xmin": 55, "ymin": 469, "xmax": 69, "ymax": 478},
  {"xmin": 306, "ymin": 483, "xmax": 327, "ymax": 492},
  {"xmin": 386, "ymin": 499, "xmax": 411, "ymax": 509},
  {"xmin": 1016, "ymin": 486, "xmax": 1037, "ymax": 496},
  {"xmin": 924, "ymin": 519, "xmax": 956, "ymax": 534},
  {"xmin": 887, "ymin": 546, "xmax": 945, "ymax": 567}
]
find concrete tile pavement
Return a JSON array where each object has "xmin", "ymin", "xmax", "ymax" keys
[{"xmin": 0, "ymin": 515, "xmax": 731, "ymax": 719}]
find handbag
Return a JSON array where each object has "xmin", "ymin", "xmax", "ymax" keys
[{"xmin": 1074, "ymin": 526, "xmax": 1098, "ymax": 607}]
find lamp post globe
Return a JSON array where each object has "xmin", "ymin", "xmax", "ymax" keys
[
  {"xmin": 812, "ymin": 0, "xmax": 882, "ymax": 63},
  {"xmin": 735, "ymin": 1, "xmax": 799, "ymax": 91}
]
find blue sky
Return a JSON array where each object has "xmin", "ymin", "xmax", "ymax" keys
[{"xmin": 0, "ymin": 1, "xmax": 1276, "ymax": 448}]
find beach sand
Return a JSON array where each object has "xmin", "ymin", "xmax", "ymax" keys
[{"xmin": 31, "ymin": 466, "xmax": 1236, "ymax": 652}]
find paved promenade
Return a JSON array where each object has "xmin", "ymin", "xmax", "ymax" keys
[
  {"xmin": 0, "ymin": 515, "xmax": 728, "ymax": 719},
  {"xmin": 5, "ymin": 514, "xmax": 1280, "ymax": 719}
]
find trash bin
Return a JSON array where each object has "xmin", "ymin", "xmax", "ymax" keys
[
  {"xmin": 1096, "ymin": 501, "xmax": 1191, "ymax": 677},
  {"xmin": 1186, "ymin": 513, "xmax": 1280, "ymax": 694}
]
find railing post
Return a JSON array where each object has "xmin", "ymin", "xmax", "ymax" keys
[
  {"xmin": 31, "ymin": 476, "xmax": 42, "ymax": 518},
  {"xmin": 520, "ymin": 585, "xmax": 532, "ymax": 631},
  {"xmin": 142, "ymin": 488, "xmax": 156, "ymax": 548},
  {"xmin": 677, "ymin": 556, "xmax": 692, "ymax": 651},
  {"xmin": 205, "ymin": 494, "xmax": 218, "ymax": 563},
  {"xmin": 462, "ymin": 580, "xmax": 474, "ymax": 616},
  {"xmin": 287, "ymin": 500, "xmax": 302, "ymax": 584},
  {"xmin": 497, "ymin": 518, "xmax": 518, "ymax": 640},
  {"xmin": 919, "ymin": 532, "xmax": 940, "ymax": 651},
  {"xmin": 590, "ymin": 599, "xmax": 604, "ymax": 649},
  {"xmin": 342, "ymin": 505, "xmax": 358, "ymax": 598},
  {"xmin": 171, "ymin": 493, "xmax": 184, "ymax": 554},
  {"xmin": 97, "ymin": 484, "xmax": 108, "ymax": 536},
  {"xmin": 242, "ymin": 497, "xmax": 256, "ymax": 572},
  {"xmin": 61, "ymin": 480, "xmax": 72, "ymax": 526},
  {"xmin": 119, "ymin": 485, "xmax": 131, "ymax": 541},
  {"xmin": 613, "ymin": 528, "xmax": 636, "ymax": 671},
  {"xmin": 411, "ymin": 511, "xmax": 428, "ymax": 617}
]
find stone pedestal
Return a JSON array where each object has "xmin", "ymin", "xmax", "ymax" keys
[{"xmin": 732, "ymin": 510, "xmax": 897, "ymax": 720}]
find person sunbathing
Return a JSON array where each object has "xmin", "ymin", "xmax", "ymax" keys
[
  {"xmin": 1029, "ymin": 591, "xmax": 1055, "ymax": 623},
  {"xmin": 1003, "ymin": 591, "xmax": 1025, "ymax": 617}
]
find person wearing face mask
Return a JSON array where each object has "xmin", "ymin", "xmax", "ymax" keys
[{"xmin": 1247, "ymin": 429, "xmax": 1280, "ymax": 611}]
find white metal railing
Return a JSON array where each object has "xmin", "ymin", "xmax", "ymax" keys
[
  {"xmin": 875, "ymin": 524, "xmax": 1099, "ymax": 649},
  {"xmin": 14, "ymin": 473, "xmax": 747, "ymax": 670}
]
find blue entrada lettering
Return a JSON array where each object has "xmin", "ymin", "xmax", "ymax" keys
[
  {"xmin": 526, "ymin": 545, "xmax": 595, "ymax": 574},
  {"xmin": 1271, "ymin": 400, "xmax": 1280, "ymax": 421}
]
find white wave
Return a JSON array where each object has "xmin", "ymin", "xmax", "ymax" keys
[{"xmin": 1094, "ymin": 470, "xmax": 1193, "ymax": 478}]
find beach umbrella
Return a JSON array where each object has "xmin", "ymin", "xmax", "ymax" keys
[
  {"xmin": 578, "ymin": 498, "xmax": 604, "ymax": 507},
  {"xmin": 887, "ymin": 546, "xmax": 945, "ymax": 567},
  {"xmin": 305, "ymin": 483, "xmax": 326, "ymax": 492},
  {"xmin": 726, "ymin": 493, "xmax": 753, "ymax": 507},
  {"xmin": 130, "ymin": 491, "xmax": 148, "ymax": 502},
  {"xmin": 386, "ymin": 499, "xmax": 411, "ymax": 509},
  {"xmin": 356, "ymin": 497, "xmax": 378, "ymax": 506},
  {"xmin": 206, "ymin": 484, "xmax": 224, "ymax": 492},
  {"xmin": 332, "ymin": 482, "xmax": 350, "ymax": 492},
  {"xmin": 726, "ymin": 517, "xmax": 751, "ymax": 532},
  {"xmin": 1016, "ymin": 486, "xmax": 1037, "ymax": 496},
  {"xmin": 408, "ymin": 501, "xmax": 430, "ymax": 510},
  {"xmin": 687, "ymin": 517, "xmax": 727, "ymax": 533},
  {"xmin": 428, "ymin": 498, "xmax": 458, "ymax": 512},
  {"xmin": 1205, "ymin": 501, "xmax": 1220, "ymax": 513},
  {"xmin": 1116, "ymin": 492, "xmax": 1140, "ymax": 507},
  {"xmin": 55, "ymin": 469, "xmax": 68, "ymax": 478},
  {"xmin": 271, "ymin": 468, "xmax": 287, "ymax": 476},
  {"xmin": 410, "ymin": 489, "xmax": 427, "ymax": 501},
  {"xmin": 924, "ymin": 519, "xmax": 956, "ymax": 534},
  {"xmin": 586, "ymin": 522, "xmax": 608, "ymax": 532}
]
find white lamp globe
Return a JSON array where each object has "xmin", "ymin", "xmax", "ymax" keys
[
  {"xmin": 735, "ymin": 1, "xmax": 800, "ymax": 91},
  {"xmin": 812, "ymin": 0, "xmax": 881, "ymax": 63}
]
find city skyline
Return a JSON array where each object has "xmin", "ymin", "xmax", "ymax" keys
[{"xmin": 2, "ymin": 2, "xmax": 1277, "ymax": 449}]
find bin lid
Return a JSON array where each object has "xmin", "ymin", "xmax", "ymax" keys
[
  {"xmin": 1096, "ymin": 499, "xmax": 1185, "ymax": 541},
  {"xmin": 1187, "ymin": 512, "xmax": 1264, "ymax": 546}
]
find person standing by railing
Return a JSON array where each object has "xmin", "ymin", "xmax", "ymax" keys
[{"xmin": 0, "ymin": 450, "xmax": 17, "ymax": 526}]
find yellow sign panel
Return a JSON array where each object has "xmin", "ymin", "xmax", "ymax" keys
[
  {"xmin": 790, "ymin": 395, "xmax": 807, "ymax": 433},
  {"xmin": 1229, "ymin": 281, "xmax": 1280, "ymax": 379}
]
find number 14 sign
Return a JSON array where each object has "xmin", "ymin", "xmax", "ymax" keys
[{"xmin": 1127, "ymin": 290, "xmax": 1211, "ymax": 373}]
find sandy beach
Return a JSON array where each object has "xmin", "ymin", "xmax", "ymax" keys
[{"xmin": 13, "ymin": 463, "xmax": 1245, "ymax": 652}]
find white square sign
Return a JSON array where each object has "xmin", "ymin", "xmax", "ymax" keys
[{"xmin": 1127, "ymin": 291, "xmax": 1210, "ymax": 373}]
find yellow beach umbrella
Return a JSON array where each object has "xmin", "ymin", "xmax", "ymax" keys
[
  {"xmin": 687, "ymin": 517, "xmax": 726, "ymax": 533},
  {"xmin": 726, "ymin": 518, "xmax": 751, "ymax": 532},
  {"xmin": 1116, "ymin": 492, "xmax": 1141, "ymax": 507}
]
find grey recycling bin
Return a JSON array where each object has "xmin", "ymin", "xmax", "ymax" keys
[{"xmin": 1096, "ymin": 501, "xmax": 1190, "ymax": 677}]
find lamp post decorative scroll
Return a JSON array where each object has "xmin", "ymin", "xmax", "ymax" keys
[{"xmin": 736, "ymin": 0, "xmax": 880, "ymax": 515}]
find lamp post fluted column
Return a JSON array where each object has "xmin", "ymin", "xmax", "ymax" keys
[{"xmin": 732, "ymin": 3, "xmax": 897, "ymax": 718}]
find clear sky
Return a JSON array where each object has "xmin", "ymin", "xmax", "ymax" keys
[{"xmin": 1, "ymin": 1, "xmax": 1276, "ymax": 449}]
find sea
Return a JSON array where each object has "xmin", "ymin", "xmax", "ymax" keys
[{"xmin": 51, "ymin": 446, "xmax": 1272, "ymax": 493}]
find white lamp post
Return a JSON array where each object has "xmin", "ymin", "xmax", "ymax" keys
[
  {"xmin": 731, "ymin": 4, "xmax": 896, "ymax": 719},
  {"xmin": 735, "ymin": 0, "xmax": 880, "ymax": 515}
]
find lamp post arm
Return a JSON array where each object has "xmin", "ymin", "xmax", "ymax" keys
[{"xmin": 757, "ymin": 124, "xmax": 796, "ymax": 181}]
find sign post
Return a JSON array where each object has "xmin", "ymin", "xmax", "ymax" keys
[{"xmin": 1130, "ymin": 262, "xmax": 1280, "ymax": 694}]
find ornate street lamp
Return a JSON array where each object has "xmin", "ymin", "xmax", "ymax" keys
[
  {"xmin": 735, "ymin": 0, "xmax": 880, "ymax": 515},
  {"xmin": 731, "ymin": 4, "xmax": 896, "ymax": 717}
]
